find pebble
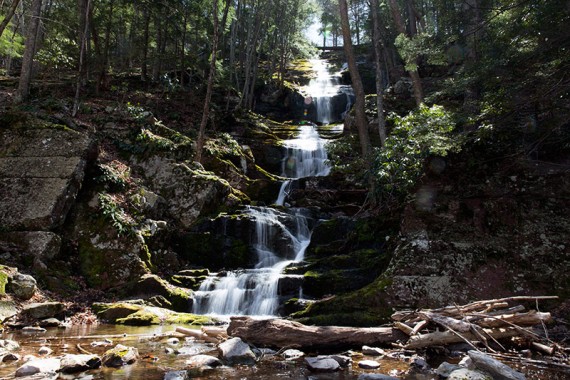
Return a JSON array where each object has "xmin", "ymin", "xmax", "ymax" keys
[{"xmin": 358, "ymin": 360, "xmax": 381, "ymax": 369}]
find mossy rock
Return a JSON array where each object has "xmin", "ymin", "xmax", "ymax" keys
[
  {"xmin": 93, "ymin": 302, "xmax": 214, "ymax": 326},
  {"xmin": 178, "ymin": 269, "xmax": 209, "ymax": 277},
  {"xmin": 292, "ymin": 276, "xmax": 394, "ymax": 326},
  {"xmin": 0, "ymin": 266, "xmax": 10, "ymax": 295},
  {"xmin": 130, "ymin": 274, "xmax": 192, "ymax": 312},
  {"xmin": 170, "ymin": 275, "xmax": 207, "ymax": 290}
]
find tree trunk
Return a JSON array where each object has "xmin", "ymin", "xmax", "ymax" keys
[
  {"xmin": 0, "ymin": 0, "xmax": 21, "ymax": 39},
  {"xmin": 227, "ymin": 317, "xmax": 407, "ymax": 350},
  {"xmin": 195, "ymin": 0, "xmax": 231, "ymax": 163},
  {"xmin": 339, "ymin": 0, "xmax": 371, "ymax": 158},
  {"xmin": 463, "ymin": 0, "xmax": 481, "ymax": 115},
  {"xmin": 387, "ymin": 0, "xmax": 424, "ymax": 105},
  {"xmin": 370, "ymin": 0, "xmax": 387, "ymax": 147},
  {"xmin": 141, "ymin": 3, "xmax": 150, "ymax": 81},
  {"xmin": 72, "ymin": 0, "xmax": 91, "ymax": 117},
  {"xmin": 16, "ymin": 0, "xmax": 42, "ymax": 103}
]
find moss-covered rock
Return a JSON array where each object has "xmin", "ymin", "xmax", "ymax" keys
[
  {"xmin": 93, "ymin": 302, "xmax": 214, "ymax": 326},
  {"xmin": 127, "ymin": 274, "xmax": 192, "ymax": 312}
]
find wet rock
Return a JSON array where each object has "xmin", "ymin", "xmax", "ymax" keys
[
  {"xmin": 92, "ymin": 301, "xmax": 212, "ymax": 325},
  {"xmin": 281, "ymin": 348, "xmax": 305, "ymax": 360},
  {"xmin": 0, "ymin": 339, "xmax": 20, "ymax": 351},
  {"xmin": 185, "ymin": 354, "xmax": 223, "ymax": 369},
  {"xmin": 2, "ymin": 353, "xmax": 20, "ymax": 362},
  {"xmin": 22, "ymin": 327, "xmax": 47, "ymax": 334},
  {"xmin": 164, "ymin": 370, "xmax": 190, "ymax": 380},
  {"xmin": 165, "ymin": 347, "xmax": 177, "ymax": 355},
  {"xmin": 59, "ymin": 354, "xmax": 102, "ymax": 373},
  {"xmin": 436, "ymin": 362, "xmax": 461, "ymax": 378},
  {"xmin": 448, "ymin": 368, "xmax": 491, "ymax": 380},
  {"xmin": 38, "ymin": 318, "xmax": 61, "ymax": 328},
  {"xmin": 459, "ymin": 356, "xmax": 473, "ymax": 368},
  {"xmin": 38, "ymin": 347, "xmax": 52, "ymax": 356},
  {"xmin": 217, "ymin": 337, "xmax": 255, "ymax": 365},
  {"xmin": 330, "ymin": 354, "xmax": 351, "ymax": 367},
  {"xmin": 468, "ymin": 350, "xmax": 526, "ymax": 380},
  {"xmin": 131, "ymin": 274, "xmax": 192, "ymax": 312},
  {"xmin": 102, "ymin": 344, "xmax": 139, "ymax": 367},
  {"xmin": 8, "ymin": 273, "xmax": 37, "ymax": 300},
  {"xmin": 358, "ymin": 360, "xmax": 381, "ymax": 369},
  {"xmin": 305, "ymin": 356, "xmax": 340, "ymax": 372},
  {"xmin": 15, "ymin": 357, "xmax": 61, "ymax": 377},
  {"xmin": 409, "ymin": 355, "xmax": 431, "ymax": 374},
  {"xmin": 358, "ymin": 375, "xmax": 400, "ymax": 380},
  {"xmin": 167, "ymin": 338, "xmax": 180, "ymax": 345},
  {"xmin": 362, "ymin": 345, "xmax": 385, "ymax": 356},
  {"xmin": 22, "ymin": 302, "xmax": 65, "ymax": 320}
]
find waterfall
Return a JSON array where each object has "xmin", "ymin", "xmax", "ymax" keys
[
  {"xmin": 306, "ymin": 59, "xmax": 339, "ymax": 124},
  {"xmin": 192, "ymin": 60, "xmax": 340, "ymax": 318}
]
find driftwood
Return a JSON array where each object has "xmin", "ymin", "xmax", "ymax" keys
[
  {"xmin": 176, "ymin": 326, "xmax": 219, "ymax": 343},
  {"xmin": 227, "ymin": 317, "xmax": 407, "ymax": 350},
  {"xmin": 404, "ymin": 327, "xmax": 520, "ymax": 349}
]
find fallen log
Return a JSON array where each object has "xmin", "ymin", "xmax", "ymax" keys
[
  {"xmin": 227, "ymin": 317, "xmax": 407, "ymax": 350},
  {"xmin": 470, "ymin": 311, "xmax": 552, "ymax": 328},
  {"xmin": 176, "ymin": 326, "xmax": 219, "ymax": 343},
  {"xmin": 405, "ymin": 327, "xmax": 521, "ymax": 349}
]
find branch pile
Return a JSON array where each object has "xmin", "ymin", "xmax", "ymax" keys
[{"xmin": 392, "ymin": 296, "xmax": 560, "ymax": 353}]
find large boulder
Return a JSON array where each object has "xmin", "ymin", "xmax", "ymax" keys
[
  {"xmin": 0, "ymin": 127, "xmax": 94, "ymax": 231},
  {"xmin": 0, "ymin": 232, "xmax": 61, "ymax": 272},
  {"xmin": 134, "ymin": 156, "xmax": 245, "ymax": 228},
  {"xmin": 21, "ymin": 302, "xmax": 65, "ymax": 320},
  {"xmin": 8, "ymin": 273, "xmax": 37, "ymax": 300},
  {"xmin": 102, "ymin": 344, "xmax": 139, "ymax": 367},
  {"xmin": 59, "ymin": 354, "xmax": 101, "ymax": 373}
]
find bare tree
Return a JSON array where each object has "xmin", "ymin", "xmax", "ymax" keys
[
  {"xmin": 370, "ymin": 0, "xmax": 387, "ymax": 146},
  {"xmin": 339, "ymin": 0, "xmax": 371, "ymax": 158},
  {"xmin": 16, "ymin": 0, "xmax": 43, "ymax": 103},
  {"xmin": 195, "ymin": 0, "xmax": 232, "ymax": 163}
]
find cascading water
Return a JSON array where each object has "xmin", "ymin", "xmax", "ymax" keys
[{"xmin": 192, "ymin": 59, "xmax": 343, "ymax": 318}]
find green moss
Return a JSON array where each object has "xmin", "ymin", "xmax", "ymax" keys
[
  {"xmin": 94, "ymin": 302, "xmax": 215, "ymax": 326},
  {"xmin": 0, "ymin": 266, "xmax": 8, "ymax": 295}
]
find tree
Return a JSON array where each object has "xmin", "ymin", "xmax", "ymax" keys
[
  {"xmin": 370, "ymin": 0, "xmax": 387, "ymax": 147},
  {"xmin": 0, "ymin": 0, "xmax": 21, "ymax": 39},
  {"xmin": 339, "ymin": 0, "xmax": 371, "ymax": 158},
  {"xmin": 195, "ymin": 0, "xmax": 232, "ymax": 163},
  {"xmin": 16, "ymin": 0, "xmax": 43, "ymax": 103},
  {"xmin": 387, "ymin": 0, "xmax": 423, "ymax": 105}
]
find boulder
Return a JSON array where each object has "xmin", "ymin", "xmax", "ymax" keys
[
  {"xmin": 362, "ymin": 345, "xmax": 385, "ymax": 356},
  {"xmin": 15, "ymin": 358, "xmax": 61, "ymax": 377},
  {"xmin": 21, "ymin": 302, "xmax": 65, "ymax": 320},
  {"xmin": 59, "ymin": 354, "xmax": 102, "ymax": 373},
  {"xmin": 0, "ymin": 301, "xmax": 18, "ymax": 322},
  {"xmin": 436, "ymin": 362, "xmax": 461, "ymax": 378},
  {"xmin": 130, "ymin": 274, "xmax": 192, "ymax": 312},
  {"xmin": 468, "ymin": 351, "xmax": 526, "ymax": 380},
  {"xmin": 0, "ymin": 232, "xmax": 61, "ymax": 273},
  {"xmin": 217, "ymin": 337, "xmax": 255, "ymax": 365},
  {"xmin": 102, "ymin": 344, "xmax": 139, "ymax": 367},
  {"xmin": 8, "ymin": 273, "xmax": 37, "ymax": 300},
  {"xmin": 330, "ymin": 354, "xmax": 351, "ymax": 367},
  {"xmin": 38, "ymin": 347, "xmax": 52, "ymax": 356},
  {"xmin": 185, "ymin": 354, "xmax": 223, "ymax": 369},
  {"xmin": 92, "ymin": 302, "xmax": 213, "ymax": 326},
  {"xmin": 0, "ymin": 339, "xmax": 20, "ymax": 351},
  {"xmin": 281, "ymin": 349, "xmax": 305, "ymax": 360},
  {"xmin": 448, "ymin": 368, "xmax": 492, "ymax": 380},
  {"xmin": 305, "ymin": 356, "xmax": 340, "ymax": 372},
  {"xmin": 0, "ymin": 127, "xmax": 94, "ymax": 231}
]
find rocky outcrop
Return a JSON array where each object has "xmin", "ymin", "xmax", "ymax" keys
[{"xmin": 0, "ymin": 127, "xmax": 94, "ymax": 231}]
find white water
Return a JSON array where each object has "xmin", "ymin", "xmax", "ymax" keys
[
  {"xmin": 305, "ymin": 59, "xmax": 354, "ymax": 124},
  {"xmin": 193, "ymin": 60, "xmax": 337, "ymax": 318}
]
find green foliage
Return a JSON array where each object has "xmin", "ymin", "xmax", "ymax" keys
[
  {"xmin": 98, "ymin": 192, "xmax": 136, "ymax": 236},
  {"xmin": 96, "ymin": 161, "xmax": 131, "ymax": 191},
  {"xmin": 204, "ymin": 132, "xmax": 242, "ymax": 158},
  {"xmin": 395, "ymin": 33, "xmax": 446, "ymax": 72},
  {"xmin": 136, "ymin": 128, "xmax": 176, "ymax": 152},
  {"xmin": 0, "ymin": 17, "xmax": 24, "ymax": 58},
  {"xmin": 374, "ymin": 104, "xmax": 460, "ymax": 199}
]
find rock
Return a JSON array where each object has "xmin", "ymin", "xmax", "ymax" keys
[
  {"xmin": 15, "ymin": 358, "xmax": 61, "ymax": 377},
  {"xmin": 22, "ymin": 302, "xmax": 65, "ymax": 320},
  {"xmin": 459, "ymin": 356, "xmax": 473, "ymax": 368},
  {"xmin": 448, "ymin": 368, "xmax": 492, "ymax": 380},
  {"xmin": 164, "ymin": 370, "xmax": 190, "ymax": 380},
  {"xmin": 409, "ymin": 355, "xmax": 431, "ymax": 373},
  {"xmin": 358, "ymin": 360, "xmax": 381, "ymax": 369},
  {"xmin": 165, "ymin": 347, "xmax": 177, "ymax": 355},
  {"xmin": 330, "ymin": 354, "xmax": 351, "ymax": 367},
  {"xmin": 102, "ymin": 344, "xmax": 139, "ymax": 367},
  {"xmin": 436, "ymin": 362, "xmax": 461, "ymax": 378},
  {"xmin": 0, "ymin": 232, "xmax": 61, "ymax": 273},
  {"xmin": 358, "ymin": 375, "xmax": 400, "ymax": 380},
  {"xmin": 131, "ymin": 274, "xmax": 192, "ymax": 312},
  {"xmin": 362, "ymin": 345, "xmax": 385, "ymax": 356},
  {"xmin": 468, "ymin": 350, "xmax": 526, "ymax": 380},
  {"xmin": 59, "ymin": 354, "xmax": 102, "ymax": 373},
  {"xmin": 281, "ymin": 349, "xmax": 304, "ymax": 360},
  {"xmin": 39, "ymin": 318, "xmax": 61, "ymax": 327},
  {"xmin": 0, "ymin": 339, "xmax": 20, "ymax": 351},
  {"xmin": 0, "ymin": 300, "xmax": 18, "ymax": 321},
  {"xmin": 22, "ymin": 327, "xmax": 47, "ymax": 333},
  {"xmin": 2, "ymin": 353, "xmax": 20, "ymax": 362},
  {"xmin": 305, "ymin": 356, "xmax": 340, "ymax": 372},
  {"xmin": 38, "ymin": 347, "xmax": 52, "ymax": 356},
  {"xmin": 8, "ymin": 273, "xmax": 37, "ymax": 300},
  {"xmin": 167, "ymin": 338, "xmax": 180, "ymax": 345},
  {"xmin": 185, "ymin": 354, "xmax": 223, "ymax": 368},
  {"xmin": 0, "ymin": 127, "xmax": 94, "ymax": 231},
  {"xmin": 217, "ymin": 337, "xmax": 255, "ymax": 365},
  {"xmin": 92, "ymin": 301, "xmax": 213, "ymax": 325}
]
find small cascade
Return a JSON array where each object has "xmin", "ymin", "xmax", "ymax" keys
[{"xmin": 193, "ymin": 207, "xmax": 311, "ymax": 316}]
